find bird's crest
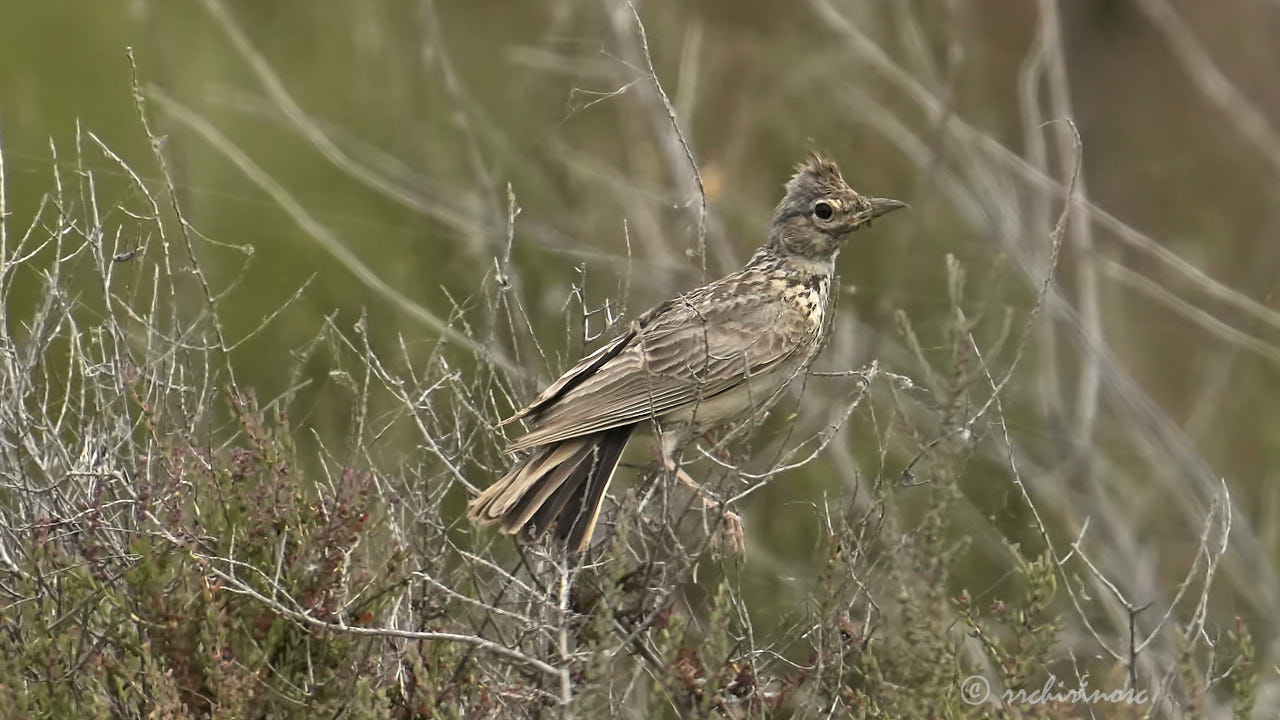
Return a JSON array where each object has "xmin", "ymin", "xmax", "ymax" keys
[{"xmin": 786, "ymin": 152, "xmax": 849, "ymax": 198}]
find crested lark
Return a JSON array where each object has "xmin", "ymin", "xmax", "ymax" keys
[{"xmin": 468, "ymin": 154, "xmax": 905, "ymax": 551}]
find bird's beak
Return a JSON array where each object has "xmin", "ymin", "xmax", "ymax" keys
[{"xmin": 868, "ymin": 197, "xmax": 909, "ymax": 218}]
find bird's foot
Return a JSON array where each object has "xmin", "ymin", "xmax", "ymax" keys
[
  {"xmin": 700, "ymin": 429, "xmax": 736, "ymax": 463},
  {"xmin": 716, "ymin": 509, "xmax": 746, "ymax": 557},
  {"xmin": 662, "ymin": 453, "xmax": 745, "ymax": 557}
]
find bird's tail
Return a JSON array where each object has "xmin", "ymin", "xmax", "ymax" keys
[{"xmin": 467, "ymin": 425, "xmax": 633, "ymax": 551}]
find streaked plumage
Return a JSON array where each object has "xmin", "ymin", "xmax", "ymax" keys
[{"xmin": 468, "ymin": 154, "xmax": 905, "ymax": 550}]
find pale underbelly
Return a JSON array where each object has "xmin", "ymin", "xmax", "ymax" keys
[{"xmin": 657, "ymin": 367, "xmax": 797, "ymax": 433}]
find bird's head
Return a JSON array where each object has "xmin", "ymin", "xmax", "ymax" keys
[{"xmin": 767, "ymin": 153, "xmax": 906, "ymax": 262}]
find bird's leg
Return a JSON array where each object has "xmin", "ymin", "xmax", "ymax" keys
[
  {"xmin": 701, "ymin": 428, "xmax": 736, "ymax": 462},
  {"xmin": 656, "ymin": 433, "xmax": 745, "ymax": 556}
]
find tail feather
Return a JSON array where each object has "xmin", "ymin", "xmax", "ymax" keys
[
  {"xmin": 526, "ymin": 450, "xmax": 595, "ymax": 539},
  {"xmin": 503, "ymin": 441, "xmax": 592, "ymax": 532},
  {"xmin": 559, "ymin": 426, "xmax": 630, "ymax": 550},
  {"xmin": 528, "ymin": 425, "xmax": 631, "ymax": 548},
  {"xmin": 470, "ymin": 439, "xmax": 584, "ymax": 520},
  {"xmin": 468, "ymin": 426, "xmax": 635, "ymax": 550}
]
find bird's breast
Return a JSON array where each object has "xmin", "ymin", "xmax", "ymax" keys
[{"xmin": 770, "ymin": 273, "xmax": 829, "ymax": 331}]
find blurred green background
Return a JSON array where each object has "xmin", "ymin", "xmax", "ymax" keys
[{"xmin": 4, "ymin": 0, "xmax": 1279, "ymax": 692}]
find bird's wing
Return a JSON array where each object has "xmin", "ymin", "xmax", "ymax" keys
[
  {"xmin": 499, "ymin": 321, "xmax": 641, "ymax": 427},
  {"xmin": 506, "ymin": 272, "xmax": 812, "ymax": 452}
]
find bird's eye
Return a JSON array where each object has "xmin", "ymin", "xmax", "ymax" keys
[{"xmin": 813, "ymin": 201, "xmax": 834, "ymax": 220}]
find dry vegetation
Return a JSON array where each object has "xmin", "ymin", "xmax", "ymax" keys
[{"xmin": 0, "ymin": 0, "xmax": 1276, "ymax": 718}]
